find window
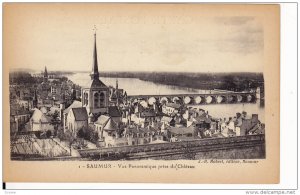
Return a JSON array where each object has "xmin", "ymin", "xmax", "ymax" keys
[
  {"xmin": 94, "ymin": 92, "xmax": 99, "ymax": 108},
  {"xmin": 84, "ymin": 93, "xmax": 88, "ymax": 105},
  {"xmin": 100, "ymin": 92, "xmax": 105, "ymax": 107}
]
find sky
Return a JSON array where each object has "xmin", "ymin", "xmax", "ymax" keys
[{"xmin": 4, "ymin": 4, "xmax": 265, "ymax": 73}]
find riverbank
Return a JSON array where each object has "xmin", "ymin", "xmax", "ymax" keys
[{"xmin": 71, "ymin": 71, "xmax": 264, "ymax": 91}]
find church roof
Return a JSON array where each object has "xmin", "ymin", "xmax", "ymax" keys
[
  {"xmin": 64, "ymin": 100, "xmax": 82, "ymax": 114},
  {"xmin": 71, "ymin": 107, "xmax": 88, "ymax": 121},
  {"xmin": 83, "ymin": 79, "xmax": 107, "ymax": 88}
]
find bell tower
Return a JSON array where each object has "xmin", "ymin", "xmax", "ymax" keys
[{"xmin": 81, "ymin": 26, "xmax": 109, "ymax": 116}]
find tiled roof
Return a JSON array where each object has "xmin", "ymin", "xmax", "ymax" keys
[
  {"xmin": 84, "ymin": 79, "xmax": 107, "ymax": 88},
  {"xmin": 169, "ymin": 126, "xmax": 194, "ymax": 135},
  {"xmin": 95, "ymin": 115, "xmax": 110, "ymax": 125},
  {"xmin": 63, "ymin": 100, "xmax": 82, "ymax": 114},
  {"xmin": 108, "ymin": 106, "xmax": 122, "ymax": 117},
  {"xmin": 103, "ymin": 118, "xmax": 118, "ymax": 131},
  {"xmin": 165, "ymin": 103, "xmax": 181, "ymax": 109},
  {"xmin": 71, "ymin": 107, "xmax": 88, "ymax": 121}
]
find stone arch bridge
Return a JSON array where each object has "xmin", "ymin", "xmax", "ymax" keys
[{"xmin": 127, "ymin": 92, "xmax": 257, "ymax": 105}]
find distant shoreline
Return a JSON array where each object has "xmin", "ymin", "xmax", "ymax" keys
[
  {"xmin": 10, "ymin": 70, "xmax": 264, "ymax": 92},
  {"xmin": 71, "ymin": 71, "xmax": 264, "ymax": 91}
]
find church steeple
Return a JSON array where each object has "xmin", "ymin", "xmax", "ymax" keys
[
  {"xmin": 33, "ymin": 89, "xmax": 38, "ymax": 108},
  {"xmin": 44, "ymin": 66, "xmax": 48, "ymax": 82},
  {"xmin": 116, "ymin": 78, "xmax": 118, "ymax": 90},
  {"xmin": 90, "ymin": 28, "xmax": 100, "ymax": 80},
  {"xmin": 82, "ymin": 26, "xmax": 109, "ymax": 115},
  {"xmin": 44, "ymin": 66, "xmax": 48, "ymax": 77}
]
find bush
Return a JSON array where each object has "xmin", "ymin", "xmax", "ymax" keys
[{"xmin": 46, "ymin": 130, "xmax": 52, "ymax": 138}]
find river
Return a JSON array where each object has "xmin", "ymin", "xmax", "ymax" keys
[{"xmin": 67, "ymin": 72, "xmax": 265, "ymax": 122}]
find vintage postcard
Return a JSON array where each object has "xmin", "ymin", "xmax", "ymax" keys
[{"xmin": 3, "ymin": 3, "xmax": 280, "ymax": 183}]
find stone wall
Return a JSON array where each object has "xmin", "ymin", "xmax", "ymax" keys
[{"xmin": 79, "ymin": 134, "xmax": 266, "ymax": 160}]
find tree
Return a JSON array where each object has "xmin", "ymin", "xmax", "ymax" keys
[
  {"xmin": 51, "ymin": 110, "xmax": 61, "ymax": 136},
  {"xmin": 46, "ymin": 130, "xmax": 52, "ymax": 138},
  {"xmin": 77, "ymin": 128, "xmax": 85, "ymax": 139},
  {"xmin": 64, "ymin": 130, "xmax": 76, "ymax": 156},
  {"xmin": 84, "ymin": 126, "xmax": 99, "ymax": 143}
]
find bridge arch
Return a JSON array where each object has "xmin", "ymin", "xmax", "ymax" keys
[
  {"xmin": 216, "ymin": 95, "xmax": 226, "ymax": 104},
  {"xmin": 194, "ymin": 96, "xmax": 202, "ymax": 104},
  {"xmin": 205, "ymin": 96, "xmax": 215, "ymax": 104},
  {"xmin": 184, "ymin": 96, "xmax": 192, "ymax": 104},
  {"xmin": 172, "ymin": 96, "xmax": 180, "ymax": 103},
  {"xmin": 236, "ymin": 95, "xmax": 244, "ymax": 103},
  {"xmin": 247, "ymin": 94, "xmax": 255, "ymax": 102},
  {"xmin": 148, "ymin": 97, "xmax": 157, "ymax": 105},
  {"xmin": 227, "ymin": 95, "xmax": 235, "ymax": 103},
  {"xmin": 160, "ymin": 97, "xmax": 169, "ymax": 104}
]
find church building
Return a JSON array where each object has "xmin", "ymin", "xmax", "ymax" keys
[{"xmin": 81, "ymin": 31, "xmax": 109, "ymax": 118}]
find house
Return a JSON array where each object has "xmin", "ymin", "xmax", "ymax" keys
[
  {"xmin": 17, "ymin": 99, "xmax": 31, "ymax": 110},
  {"xmin": 94, "ymin": 115, "xmax": 118, "ymax": 143},
  {"xmin": 239, "ymin": 114, "xmax": 260, "ymax": 136},
  {"xmin": 131, "ymin": 113, "xmax": 145, "ymax": 125},
  {"xmin": 10, "ymin": 109, "xmax": 31, "ymax": 133},
  {"xmin": 192, "ymin": 115, "xmax": 211, "ymax": 129},
  {"xmin": 29, "ymin": 108, "xmax": 54, "ymax": 133},
  {"xmin": 162, "ymin": 103, "xmax": 181, "ymax": 116},
  {"xmin": 51, "ymin": 85, "xmax": 62, "ymax": 95},
  {"xmin": 63, "ymin": 100, "xmax": 82, "ymax": 130},
  {"xmin": 66, "ymin": 107, "xmax": 88, "ymax": 136},
  {"xmin": 169, "ymin": 126, "xmax": 195, "ymax": 139},
  {"xmin": 174, "ymin": 115, "xmax": 185, "ymax": 127},
  {"xmin": 140, "ymin": 109, "xmax": 156, "ymax": 119}
]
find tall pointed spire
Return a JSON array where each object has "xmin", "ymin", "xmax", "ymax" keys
[
  {"xmin": 33, "ymin": 89, "xmax": 38, "ymax": 108},
  {"xmin": 44, "ymin": 66, "xmax": 48, "ymax": 77},
  {"xmin": 43, "ymin": 66, "xmax": 48, "ymax": 82},
  {"xmin": 116, "ymin": 78, "xmax": 118, "ymax": 90},
  {"xmin": 90, "ymin": 26, "xmax": 99, "ymax": 80}
]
